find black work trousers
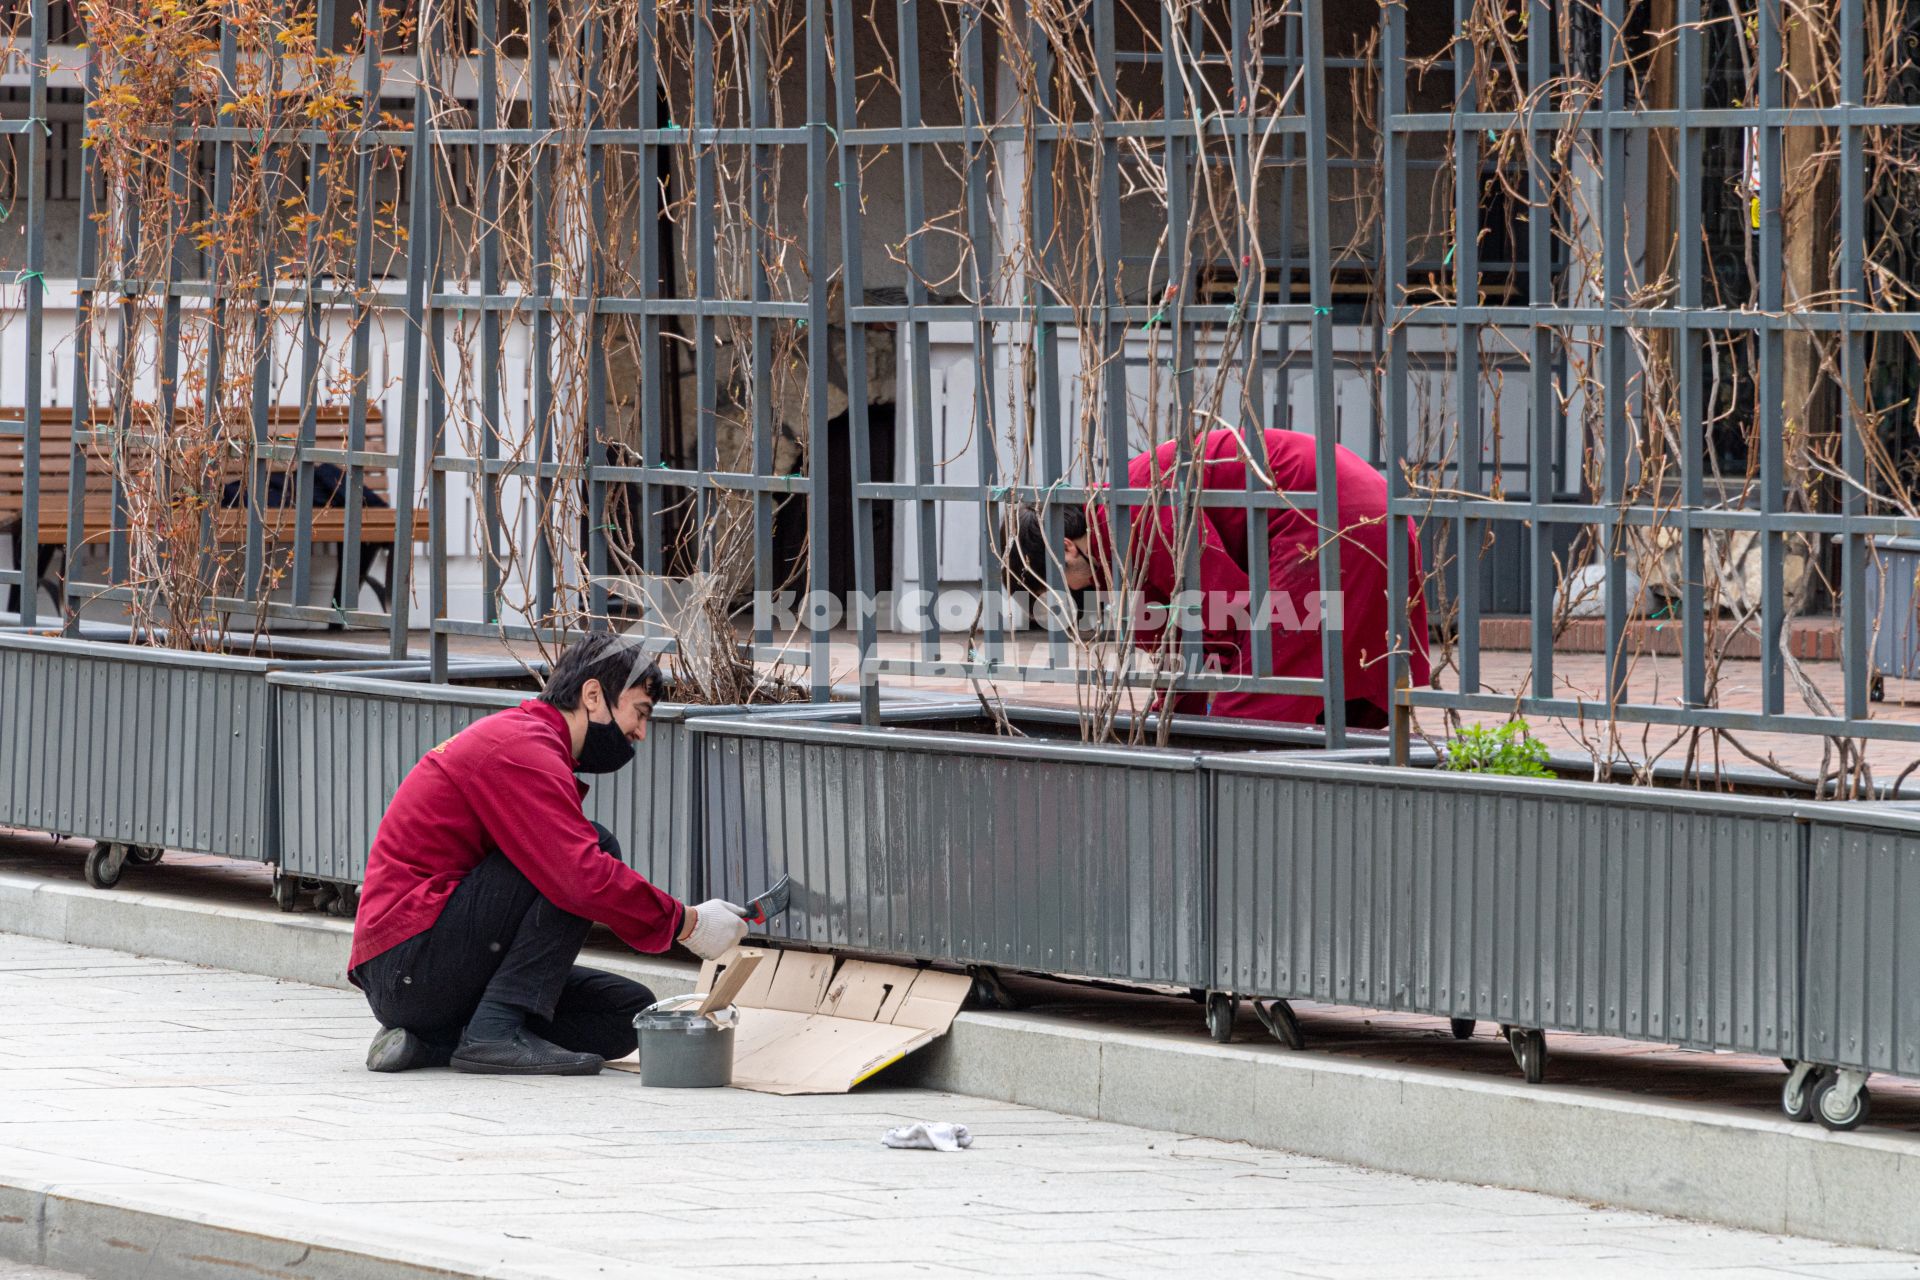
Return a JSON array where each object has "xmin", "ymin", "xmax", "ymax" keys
[{"xmin": 350, "ymin": 823, "xmax": 656, "ymax": 1060}]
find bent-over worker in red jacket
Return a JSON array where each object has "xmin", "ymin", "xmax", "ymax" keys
[
  {"xmin": 1014, "ymin": 427, "xmax": 1430, "ymax": 728},
  {"xmin": 348, "ymin": 634, "xmax": 749, "ymax": 1076}
]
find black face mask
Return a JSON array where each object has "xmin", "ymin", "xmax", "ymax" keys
[{"xmin": 576, "ymin": 713, "xmax": 636, "ymax": 774}]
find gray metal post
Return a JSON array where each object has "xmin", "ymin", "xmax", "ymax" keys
[
  {"xmin": 805, "ymin": 0, "xmax": 833, "ymax": 700},
  {"xmin": 636, "ymin": 1, "xmax": 663, "ymax": 581},
  {"xmin": 291, "ymin": 0, "xmax": 338, "ymax": 608},
  {"xmin": 692, "ymin": 1, "xmax": 718, "ymax": 579},
  {"xmin": 583, "ymin": 15, "xmax": 610, "ymax": 628},
  {"xmin": 1839, "ymin": 0, "xmax": 1867, "ymax": 721},
  {"xmin": 1676, "ymin": 0, "xmax": 1707, "ymax": 712},
  {"xmin": 530, "ymin": 0, "xmax": 556, "ymax": 616},
  {"xmin": 16, "ymin": 0, "xmax": 48, "ymax": 628},
  {"xmin": 901, "ymin": 0, "xmax": 940, "ymax": 668},
  {"xmin": 832, "ymin": 0, "xmax": 880, "ymax": 723},
  {"xmin": 748, "ymin": 0, "xmax": 774, "ymax": 653},
  {"xmin": 1527, "ymin": 0, "xmax": 1556, "ymax": 700},
  {"xmin": 392, "ymin": 88, "xmax": 431, "ymax": 662},
  {"xmin": 1452, "ymin": 0, "xmax": 1482, "ymax": 695},
  {"xmin": 348, "ymin": 0, "xmax": 382, "ymax": 649},
  {"xmin": 1231, "ymin": 0, "xmax": 1275, "ymax": 685},
  {"xmin": 1600, "ymin": 0, "xmax": 1630, "ymax": 709},
  {"xmin": 1755, "ymin": 0, "xmax": 1786, "ymax": 714},
  {"xmin": 63, "ymin": 41, "xmax": 102, "ymax": 636},
  {"xmin": 1302, "ymin": 0, "xmax": 1345, "ymax": 746},
  {"xmin": 476, "ymin": 0, "xmax": 503, "ymax": 624},
  {"xmin": 961, "ymin": 1, "xmax": 1003, "ymax": 671},
  {"xmin": 1381, "ymin": 0, "xmax": 1411, "ymax": 761}
]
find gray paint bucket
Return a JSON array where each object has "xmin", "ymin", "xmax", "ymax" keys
[{"xmin": 633, "ymin": 1000, "xmax": 736, "ymax": 1088}]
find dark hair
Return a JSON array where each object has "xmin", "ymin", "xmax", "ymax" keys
[
  {"xmin": 539, "ymin": 634, "xmax": 668, "ymax": 711},
  {"xmin": 1009, "ymin": 504, "xmax": 1089, "ymax": 595}
]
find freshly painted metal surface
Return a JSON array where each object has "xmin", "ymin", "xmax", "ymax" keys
[
  {"xmin": 1208, "ymin": 757, "xmax": 1805, "ymax": 1057},
  {"xmin": 0, "ymin": 632, "xmax": 384, "ymax": 862},
  {"xmin": 1800, "ymin": 803, "xmax": 1920, "ymax": 1079},
  {"xmin": 693, "ymin": 715, "xmax": 1229, "ymax": 987}
]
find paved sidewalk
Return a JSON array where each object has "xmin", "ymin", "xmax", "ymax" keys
[{"xmin": 2, "ymin": 934, "xmax": 1917, "ymax": 1279}]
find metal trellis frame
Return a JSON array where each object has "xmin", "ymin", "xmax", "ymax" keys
[{"xmin": 2, "ymin": 0, "xmax": 1913, "ymax": 758}]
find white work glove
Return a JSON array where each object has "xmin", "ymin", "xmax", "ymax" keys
[
  {"xmin": 884, "ymin": 1122, "xmax": 973, "ymax": 1152},
  {"xmin": 679, "ymin": 899, "xmax": 749, "ymax": 960}
]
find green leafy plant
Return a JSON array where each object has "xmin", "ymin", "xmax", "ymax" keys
[{"xmin": 1442, "ymin": 720, "xmax": 1554, "ymax": 779}]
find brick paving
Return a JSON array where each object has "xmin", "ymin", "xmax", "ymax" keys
[
  {"xmin": 850, "ymin": 639, "xmax": 1920, "ymax": 783},
  {"xmin": 1434, "ymin": 649, "xmax": 1920, "ymax": 782},
  {"xmin": 3, "ymin": 929, "xmax": 1917, "ymax": 1279},
  {"xmin": 1478, "ymin": 616, "xmax": 1849, "ymax": 662}
]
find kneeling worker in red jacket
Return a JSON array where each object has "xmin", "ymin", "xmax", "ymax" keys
[{"xmin": 348, "ymin": 634, "xmax": 749, "ymax": 1076}]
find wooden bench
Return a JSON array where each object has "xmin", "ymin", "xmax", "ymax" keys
[{"xmin": 0, "ymin": 404, "xmax": 426, "ymax": 615}]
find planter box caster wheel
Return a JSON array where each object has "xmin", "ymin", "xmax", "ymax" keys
[
  {"xmin": 1871, "ymin": 675, "xmax": 1887, "ymax": 703},
  {"xmin": 325, "ymin": 884, "xmax": 360, "ymax": 918},
  {"xmin": 1781, "ymin": 1060, "xmax": 1825, "ymax": 1122},
  {"xmin": 1205, "ymin": 991, "xmax": 1238, "ymax": 1043},
  {"xmin": 127, "ymin": 845, "xmax": 163, "ymax": 866},
  {"xmin": 1507, "ymin": 1027, "xmax": 1547, "ymax": 1083},
  {"xmin": 1253, "ymin": 998, "xmax": 1306, "ymax": 1050},
  {"xmin": 271, "ymin": 872, "xmax": 302, "ymax": 913},
  {"xmin": 968, "ymin": 966, "xmax": 1020, "ymax": 1011},
  {"xmin": 1811, "ymin": 1070, "xmax": 1872, "ymax": 1132},
  {"xmin": 1449, "ymin": 1017, "xmax": 1476, "ymax": 1041},
  {"xmin": 84, "ymin": 843, "xmax": 130, "ymax": 891}
]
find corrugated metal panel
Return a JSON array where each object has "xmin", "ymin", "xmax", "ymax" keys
[
  {"xmin": 1803, "ymin": 811, "xmax": 1920, "ymax": 1077},
  {"xmin": 0, "ymin": 634, "xmax": 281, "ymax": 861},
  {"xmin": 696, "ymin": 720, "xmax": 1211, "ymax": 987},
  {"xmin": 1211, "ymin": 761, "xmax": 1803, "ymax": 1057},
  {"xmin": 277, "ymin": 675, "xmax": 522, "ymax": 883},
  {"xmin": 581, "ymin": 716, "xmax": 697, "ymax": 903},
  {"xmin": 270, "ymin": 671, "xmax": 802, "ymax": 902}
]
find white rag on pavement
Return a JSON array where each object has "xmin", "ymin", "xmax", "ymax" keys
[{"xmin": 883, "ymin": 1122, "xmax": 973, "ymax": 1152}]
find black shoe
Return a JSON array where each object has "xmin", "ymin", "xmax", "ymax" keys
[
  {"xmin": 366, "ymin": 1026, "xmax": 453, "ymax": 1073},
  {"xmin": 450, "ymin": 1029, "xmax": 604, "ymax": 1076}
]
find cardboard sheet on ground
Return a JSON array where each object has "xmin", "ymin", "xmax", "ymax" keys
[{"xmin": 610, "ymin": 948, "xmax": 971, "ymax": 1095}]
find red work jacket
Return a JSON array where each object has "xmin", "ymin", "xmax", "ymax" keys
[
  {"xmin": 347, "ymin": 699, "xmax": 685, "ymax": 972},
  {"xmin": 1092, "ymin": 428, "xmax": 1431, "ymax": 724}
]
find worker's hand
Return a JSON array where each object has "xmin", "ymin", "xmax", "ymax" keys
[{"xmin": 678, "ymin": 898, "xmax": 749, "ymax": 961}]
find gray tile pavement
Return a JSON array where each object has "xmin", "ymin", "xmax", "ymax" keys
[{"xmin": 1, "ymin": 930, "xmax": 1917, "ymax": 1280}]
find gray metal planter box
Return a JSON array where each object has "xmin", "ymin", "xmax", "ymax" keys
[
  {"xmin": 1867, "ymin": 537, "xmax": 1920, "ymax": 686},
  {"xmin": 693, "ymin": 711, "xmax": 1333, "ymax": 988},
  {"xmin": 275, "ymin": 668, "xmax": 747, "ymax": 900},
  {"xmin": 1208, "ymin": 758, "xmax": 1806, "ymax": 1058},
  {"xmin": 272, "ymin": 669, "xmax": 522, "ymax": 886},
  {"xmin": 1800, "ymin": 804, "xmax": 1920, "ymax": 1080},
  {"xmin": 0, "ymin": 631, "xmax": 386, "ymax": 863},
  {"xmin": 270, "ymin": 670, "xmax": 911, "ymax": 900}
]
